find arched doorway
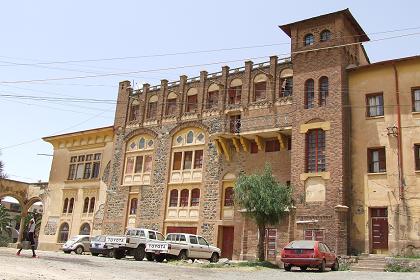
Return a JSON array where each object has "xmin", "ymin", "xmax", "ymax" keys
[{"xmin": 79, "ymin": 223, "xmax": 91, "ymax": 235}]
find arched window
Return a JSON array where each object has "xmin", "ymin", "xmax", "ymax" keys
[
  {"xmin": 186, "ymin": 131, "xmax": 194, "ymax": 144},
  {"xmin": 79, "ymin": 223, "xmax": 91, "ymax": 235},
  {"xmin": 320, "ymin": 30, "xmax": 331, "ymax": 42},
  {"xmin": 254, "ymin": 74, "xmax": 267, "ymax": 102},
  {"xmin": 186, "ymin": 88, "xmax": 198, "ymax": 113},
  {"xmin": 89, "ymin": 197, "xmax": 95, "ymax": 213},
  {"xmin": 169, "ymin": 190, "xmax": 178, "ymax": 207},
  {"xmin": 304, "ymin": 79, "xmax": 315, "ymax": 109},
  {"xmin": 319, "ymin": 76, "xmax": 329, "ymax": 106},
  {"xmin": 228, "ymin": 79, "xmax": 242, "ymax": 105},
  {"xmin": 306, "ymin": 129, "xmax": 326, "ymax": 172},
  {"xmin": 139, "ymin": 138, "xmax": 145, "ymax": 149},
  {"xmin": 166, "ymin": 92, "xmax": 177, "ymax": 115},
  {"xmin": 207, "ymin": 84, "xmax": 219, "ymax": 109},
  {"xmin": 224, "ymin": 187, "xmax": 234, "ymax": 207},
  {"xmin": 130, "ymin": 198, "xmax": 138, "ymax": 215},
  {"xmin": 190, "ymin": 188, "xmax": 200, "ymax": 207},
  {"xmin": 83, "ymin": 197, "xmax": 89, "ymax": 213},
  {"xmin": 180, "ymin": 189, "xmax": 189, "ymax": 207},
  {"xmin": 147, "ymin": 95, "xmax": 158, "ymax": 119},
  {"xmin": 129, "ymin": 102, "xmax": 140, "ymax": 121},
  {"xmin": 62, "ymin": 198, "xmax": 69, "ymax": 213},
  {"xmin": 68, "ymin": 198, "xmax": 74, "ymax": 214},
  {"xmin": 58, "ymin": 223, "xmax": 69, "ymax": 243},
  {"xmin": 304, "ymin": 34, "xmax": 314, "ymax": 46}
]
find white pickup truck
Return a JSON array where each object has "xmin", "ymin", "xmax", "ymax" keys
[
  {"xmin": 165, "ymin": 233, "xmax": 221, "ymax": 263},
  {"xmin": 105, "ymin": 228, "xmax": 168, "ymax": 262}
]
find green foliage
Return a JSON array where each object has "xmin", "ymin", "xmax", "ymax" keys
[
  {"xmin": 0, "ymin": 159, "xmax": 7, "ymax": 179},
  {"xmin": 0, "ymin": 205, "xmax": 11, "ymax": 233},
  {"xmin": 0, "ymin": 232, "xmax": 12, "ymax": 247},
  {"xmin": 202, "ymin": 261, "xmax": 279, "ymax": 269},
  {"xmin": 234, "ymin": 164, "xmax": 293, "ymax": 261},
  {"xmin": 385, "ymin": 262, "xmax": 415, "ymax": 272},
  {"xmin": 338, "ymin": 262, "xmax": 350, "ymax": 271}
]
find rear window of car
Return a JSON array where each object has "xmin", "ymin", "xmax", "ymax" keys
[{"xmin": 285, "ymin": 240, "xmax": 316, "ymax": 249}]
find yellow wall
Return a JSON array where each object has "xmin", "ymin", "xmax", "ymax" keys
[{"xmin": 349, "ymin": 57, "xmax": 420, "ymax": 255}]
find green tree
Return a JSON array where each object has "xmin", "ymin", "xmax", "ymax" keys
[
  {"xmin": 0, "ymin": 159, "xmax": 6, "ymax": 179},
  {"xmin": 0, "ymin": 205, "xmax": 11, "ymax": 233},
  {"xmin": 234, "ymin": 164, "xmax": 293, "ymax": 261}
]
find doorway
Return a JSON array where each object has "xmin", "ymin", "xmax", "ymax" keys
[
  {"xmin": 371, "ymin": 208, "xmax": 388, "ymax": 253},
  {"xmin": 218, "ymin": 226, "xmax": 234, "ymax": 259}
]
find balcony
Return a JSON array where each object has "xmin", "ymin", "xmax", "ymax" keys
[
  {"xmin": 123, "ymin": 172, "xmax": 152, "ymax": 185},
  {"xmin": 166, "ymin": 206, "xmax": 200, "ymax": 221}
]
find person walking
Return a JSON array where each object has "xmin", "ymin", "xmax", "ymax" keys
[{"xmin": 16, "ymin": 217, "xmax": 37, "ymax": 258}]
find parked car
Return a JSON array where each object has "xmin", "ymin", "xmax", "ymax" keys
[
  {"xmin": 164, "ymin": 233, "xmax": 220, "ymax": 263},
  {"xmin": 280, "ymin": 240, "xmax": 339, "ymax": 272},
  {"xmin": 90, "ymin": 235, "xmax": 114, "ymax": 257},
  {"xmin": 105, "ymin": 228, "xmax": 167, "ymax": 261},
  {"xmin": 62, "ymin": 235, "xmax": 91, "ymax": 255}
]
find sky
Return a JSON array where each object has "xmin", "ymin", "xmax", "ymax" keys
[{"xmin": 0, "ymin": 0, "xmax": 419, "ymax": 183}]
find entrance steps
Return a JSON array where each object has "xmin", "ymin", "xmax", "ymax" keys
[{"xmin": 350, "ymin": 254, "xmax": 387, "ymax": 272}]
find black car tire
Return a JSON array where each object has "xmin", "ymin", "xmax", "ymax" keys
[
  {"xmin": 146, "ymin": 253, "xmax": 154, "ymax": 261},
  {"xmin": 114, "ymin": 249, "xmax": 125, "ymax": 260},
  {"xmin": 331, "ymin": 259, "xmax": 339, "ymax": 271},
  {"xmin": 107, "ymin": 250, "xmax": 114, "ymax": 258},
  {"xmin": 319, "ymin": 260, "xmax": 326, "ymax": 272},
  {"xmin": 300, "ymin": 266, "xmax": 307, "ymax": 271},
  {"xmin": 75, "ymin": 246, "xmax": 84, "ymax": 255},
  {"xmin": 155, "ymin": 254, "xmax": 165, "ymax": 263},
  {"xmin": 209, "ymin": 253, "xmax": 219, "ymax": 263},
  {"xmin": 178, "ymin": 250, "xmax": 188, "ymax": 261},
  {"xmin": 284, "ymin": 264, "xmax": 292, "ymax": 271},
  {"xmin": 64, "ymin": 251, "xmax": 71, "ymax": 254},
  {"xmin": 133, "ymin": 246, "xmax": 145, "ymax": 261},
  {"xmin": 91, "ymin": 253, "xmax": 99, "ymax": 256}
]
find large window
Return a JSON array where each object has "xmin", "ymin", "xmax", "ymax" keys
[
  {"xmin": 319, "ymin": 76, "xmax": 328, "ymax": 106},
  {"xmin": 125, "ymin": 155, "xmax": 153, "ymax": 174},
  {"xmin": 224, "ymin": 187, "xmax": 234, "ymax": 207},
  {"xmin": 129, "ymin": 104, "xmax": 139, "ymax": 121},
  {"xmin": 58, "ymin": 223, "xmax": 69, "ymax": 243},
  {"xmin": 186, "ymin": 94, "xmax": 198, "ymax": 113},
  {"xmin": 169, "ymin": 190, "xmax": 178, "ymax": 207},
  {"xmin": 166, "ymin": 92, "xmax": 177, "ymax": 116},
  {"xmin": 67, "ymin": 153, "xmax": 101, "ymax": 180},
  {"xmin": 306, "ymin": 129, "xmax": 326, "ymax": 172},
  {"xmin": 228, "ymin": 86, "xmax": 242, "ymax": 105},
  {"xmin": 254, "ymin": 81, "xmax": 267, "ymax": 102},
  {"xmin": 169, "ymin": 188, "xmax": 200, "ymax": 207},
  {"xmin": 304, "ymin": 34, "xmax": 314, "ymax": 46},
  {"xmin": 180, "ymin": 189, "xmax": 189, "ymax": 207},
  {"xmin": 129, "ymin": 198, "xmax": 138, "ymax": 215},
  {"xmin": 147, "ymin": 101, "xmax": 157, "ymax": 119},
  {"xmin": 304, "ymin": 79, "xmax": 315, "ymax": 109},
  {"xmin": 172, "ymin": 150, "xmax": 203, "ymax": 171},
  {"xmin": 366, "ymin": 93, "xmax": 384, "ymax": 117},
  {"xmin": 190, "ymin": 188, "xmax": 200, "ymax": 207},
  {"xmin": 368, "ymin": 147, "xmax": 386, "ymax": 173},
  {"xmin": 207, "ymin": 90, "xmax": 219, "ymax": 109},
  {"xmin": 412, "ymin": 88, "xmax": 420, "ymax": 112},
  {"xmin": 415, "ymin": 144, "xmax": 420, "ymax": 171}
]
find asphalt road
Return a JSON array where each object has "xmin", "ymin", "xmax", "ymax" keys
[{"xmin": 0, "ymin": 248, "xmax": 418, "ymax": 280}]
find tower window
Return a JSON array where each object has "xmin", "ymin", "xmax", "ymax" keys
[
  {"xmin": 304, "ymin": 34, "xmax": 314, "ymax": 46},
  {"xmin": 320, "ymin": 30, "xmax": 332, "ymax": 42}
]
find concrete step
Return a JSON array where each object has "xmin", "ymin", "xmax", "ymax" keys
[{"xmin": 351, "ymin": 266, "xmax": 385, "ymax": 272}]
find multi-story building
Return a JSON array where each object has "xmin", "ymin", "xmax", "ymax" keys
[
  {"xmin": 349, "ymin": 55, "xmax": 420, "ymax": 256},
  {"xmin": 38, "ymin": 126, "xmax": 114, "ymax": 251},
  {"xmin": 101, "ymin": 9, "xmax": 370, "ymax": 260}
]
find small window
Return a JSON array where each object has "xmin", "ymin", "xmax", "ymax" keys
[
  {"xmin": 83, "ymin": 197, "xmax": 89, "ymax": 213},
  {"xmin": 169, "ymin": 190, "xmax": 178, "ymax": 207},
  {"xmin": 304, "ymin": 79, "xmax": 315, "ymax": 109},
  {"xmin": 228, "ymin": 86, "xmax": 242, "ymax": 105},
  {"xmin": 68, "ymin": 198, "xmax": 74, "ymax": 214},
  {"xmin": 304, "ymin": 229, "xmax": 325, "ymax": 242},
  {"xmin": 134, "ymin": 156, "xmax": 143, "ymax": 173},
  {"xmin": 129, "ymin": 198, "xmax": 138, "ymax": 215},
  {"xmin": 186, "ymin": 131, "xmax": 194, "ymax": 144},
  {"xmin": 83, "ymin": 163, "xmax": 92, "ymax": 179},
  {"xmin": 254, "ymin": 81, "xmax": 267, "ymax": 102},
  {"xmin": 304, "ymin": 34, "xmax": 314, "ymax": 46},
  {"xmin": 89, "ymin": 197, "xmax": 95, "ymax": 213},
  {"xmin": 166, "ymin": 98, "xmax": 177, "ymax": 115},
  {"xmin": 148, "ymin": 231, "xmax": 156, "ymax": 240},
  {"xmin": 172, "ymin": 152, "xmax": 182, "ymax": 170},
  {"xmin": 412, "ymin": 88, "xmax": 420, "ymax": 112},
  {"xmin": 129, "ymin": 104, "xmax": 139, "ymax": 121},
  {"xmin": 366, "ymin": 93, "xmax": 384, "ymax": 117},
  {"xmin": 144, "ymin": 155, "xmax": 152, "ymax": 172},
  {"xmin": 147, "ymin": 101, "xmax": 157, "ymax": 119},
  {"xmin": 62, "ymin": 198, "xmax": 69, "ymax": 213},
  {"xmin": 306, "ymin": 129, "xmax": 326, "ymax": 172},
  {"xmin": 58, "ymin": 223, "xmax": 70, "ymax": 243},
  {"xmin": 224, "ymin": 187, "xmax": 234, "ymax": 207},
  {"xmin": 207, "ymin": 90, "xmax": 219, "ymax": 109},
  {"xmin": 229, "ymin": 115, "xmax": 241, "ymax": 133},
  {"xmin": 415, "ymin": 144, "xmax": 420, "ymax": 171},
  {"xmin": 183, "ymin": 151, "xmax": 193, "ymax": 169},
  {"xmin": 320, "ymin": 30, "xmax": 331, "ymax": 42},
  {"xmin": 139, "ymin": 138, "xmax": 145, "ymax": 149},
  {"xmin": 368, "ymin": 147, "xmax": 386, "ymax": 173},
  {"xmin": 189, "ymin": 236, "xmax": 198, "ymax": 244},
  {"xmin": 250, "ymin": 142, "xmax": 258, "ymax": 154},
  {"xmin": 125, "ymin": 157, "xmax": 135, "ymax": 174},
  {"xmin": 79, "ymin": 223, "xmax": 91, "ymax": 235},
  {"xmin": 194, "ymin": 150, "xmax": 203, "ymax": 169},
  {"xmin": 265, "ymin": 140, "xmax": 280, "ymax": 152},
  {"xmin": 280, "ymin": 77, "xmax": 293, "ymax": 97},
  {"xmin": 180, "ymin": 189, "xmax": 189, "ymax": 207},
  {"xmin": 190, "ymin": 188, "xmax": 200, "ymax": 207},
  {"xmin": 319, "ymin": 76, "xmax": 328, "ymax": 106},
  {"xmin": 186, "ymin": 95, "xmax": 198, "ymax": 113}
]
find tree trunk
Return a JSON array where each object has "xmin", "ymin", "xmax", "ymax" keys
[{"xmin": 258, "ymin": 224, "xmax": 266, "ymax": 261}]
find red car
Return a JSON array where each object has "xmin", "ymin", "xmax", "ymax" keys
[{"xmin": 280, "ymin": 240, "xmax": 339, "ymax": 272}]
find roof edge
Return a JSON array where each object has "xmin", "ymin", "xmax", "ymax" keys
[{"xmin": 42, "ymin": 125, "xmax": 114, "ymax": 142}]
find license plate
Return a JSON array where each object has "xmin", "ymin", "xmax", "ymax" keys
[
  {"xmin": 146, "ymin": 243, "xmax": 168, "ymax": 251},
  {"xmin": 106, "ymin": 236, "xmax": 127, "ymax": 244},
  {"xmin": 294, "ymin": 249, "xmax": 303, "ymax": 254}
]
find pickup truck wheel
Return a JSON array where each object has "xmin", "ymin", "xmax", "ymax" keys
[
  {"xmin": 155, "ymin": 254, "xmax": 165, "ymax": 263},
  {"xmin": 178, "ymin": 250, "xmax": 188, "ymax": 261},
  {"xmin": 146, "ymin": 253, "xmax": 154, "ymax": 261},
  {"xmin": 75, "ymin": 246, "xmax": 84, "ymax": 255},
  {"xmin": 133, "ymin": 246, "xmax": 145, "ymax": 261},
  {"xmin": 114, "ymin": 249, "xmax": 125, "ymax": 260},
  {"xmin": 107, "ymin": 250, "xmax": 114, "ymax": 258},
  {"xmin": 210, "ymin": 253, "xmax": 219, "ymax": 263}
]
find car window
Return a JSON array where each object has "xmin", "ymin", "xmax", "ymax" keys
[
  {"xmin": 189, "ymin": 236, "xmax": 198, "ymax": 244},
  {"xmin": 148, "ymin": 231, "xmax": 156, "ymax": 239},
  {"xmin": 166, "ymin": 234, "xmax": 172, "ymax": 241},
  {"xmin": 318, "ymin": 243, "xmax": 326, "ymax": 252},
  {"xmin": 81, "ymin": 237, "xmax": 90, "ymax": 242},
  {"xmin": 156, "ymin": 233, "xmax": 165, "ymax": 241},
  {"xmin": 198, "ymin": 237, "xmax": 208, "ymax": 246},
  {"xmin": 139, "ymin": 230, "xmax": 145, "ymax": 237},
  {"xmin": 99, "ymin": 236, "xmax": 106, "ymax": 242},
  {"xmin": 322, "ymin": 243, "xmax": 331, "ymax": 252},
  {"xmin": 180, "ymin": 235, "xmax": 186, "ymax": 242},
  {"xmin": 127, "ymin": 229, "xmax": 135, "ymax": 236},
  {"xmin": 92, "ymin": 236, "xmax": 100, "ymax": 242},
  {"xmin": 286, "ymin": 240, "xmax": 316, "ymax": 249}
]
